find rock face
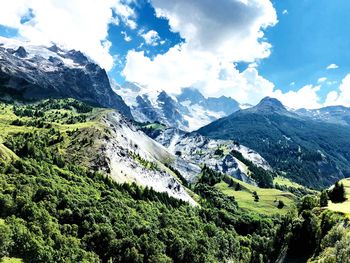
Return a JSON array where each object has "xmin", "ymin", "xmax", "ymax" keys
[
  {"xmin": 0, "ymin": 37, "xmax": 132, "ymax": 119},
  {"xmin": 114, "ymin": 82, "xmax": 240, "ymax": 131},
  {"xmin": 143, "ymin": 126, "xmax": 272, "ymax": 186},
  {"xmin": 95, "ymin": 111, "xmax": 199, "ymax": 204}
]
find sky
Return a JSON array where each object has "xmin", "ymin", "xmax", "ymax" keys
[{"xmin": 0, "ymin": 0, "xmax": 349, "ymax": 109}]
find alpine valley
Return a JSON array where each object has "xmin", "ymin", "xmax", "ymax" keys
[{"xmin": 1, "ymin": 38, "xmax": 350, "ymax": 263}]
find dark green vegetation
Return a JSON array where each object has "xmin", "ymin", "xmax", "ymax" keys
[
  {"xmin": 231, "ymin": 150, "xmax": 274, "ymax": 188},
  {"xmin": 198, "ymin": 98, "xmax": 350, "ymax": 189},
  {"xmin": 328, "ymin": 181, "xmax": 347, "ymax": 203},
  {"xmin": 0, "ymin": 99, "xmax": 349, "ymax": 263},
  {"xmin": 286, "ymin": 195, "xmax": 350, "ymax": 263}
]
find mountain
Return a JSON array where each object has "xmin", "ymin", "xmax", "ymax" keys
[
  {"xmin": 114, "ymin": 83, "xmax": 240, "ymax": 131},
  {"xmin": 198, "ymin": 97, "xmax": 350, "ymax": 188},
  {"xmin": 296, "ymin": 105, "xmax": 350, "ymax": 126},
  {"xmin": 177, "ymin": 87, "xmax": 240, "ymax": 117},
  {"xmin": 0, "ymin": 37, "xmax": 132, "ymax": 119}
]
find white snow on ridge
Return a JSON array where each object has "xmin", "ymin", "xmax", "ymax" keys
[{"xmin": 0, "ymin": 36, "xmax": 82, "ymax": 69}]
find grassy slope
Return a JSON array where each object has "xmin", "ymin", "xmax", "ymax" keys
[
  {"xmin": 273, "ymin": 176, "xmax": 304, "ymax": 189},
  {"xmin": 0, "ymin": 101, "xmax": 109, "ymax": 163},
  {"xmin": 327, "ymin": 178, "xmax": 350, "ymax": 216},
  {"xmin": 215, "ymin": 178, "xmax": 296, "ymax": 216},
  {"xmin": 0, "ymin": 258, "xmax": 24, "ymax": 263}
]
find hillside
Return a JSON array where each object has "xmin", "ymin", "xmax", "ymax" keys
[
  {"xmin": 198, "ymin": 97, "xmax": 350, "ymax": 189},
  {"xmin": 0, "ymin": 98, "xmax": 297, "ymax": 263},
  {"xmin": 0, "ymin": 99, "xmax": 349, "ymax": 263}
]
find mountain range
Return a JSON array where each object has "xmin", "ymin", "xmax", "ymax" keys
[
  {"xmin": 114, "ymin": 82, "xmax": 240, "ymax": 131},
  {"xmin": 2, "ymin": 37, "xmax": 350, "ymax": 190}
]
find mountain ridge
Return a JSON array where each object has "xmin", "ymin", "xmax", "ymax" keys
[
  {"xmin": 198, "ymin": 97, "xmax": 350, "ymax": 188},
  {"xmin": 114, "ymin": 82, "xmax": 240, "ymax": 131},
  {"xmin": 0, "ymin": 37, "xmax": 132, "ymax": 119}
]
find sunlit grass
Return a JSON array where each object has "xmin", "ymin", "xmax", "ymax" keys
[
  {"xmin": 215, "ymin": 179, "xmax": 296, "ymax": 215},
  {"xmin": 328, "ymin": 178, "xmax": 350, "ymax": 216}
]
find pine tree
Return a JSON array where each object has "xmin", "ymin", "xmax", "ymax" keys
[
  {"xmin": 320, "ymin": 190, "xmax": 328, "ymax": 207},
  {"xmin": 328, "ymin": 181, "xmax": 346, "ymax": 203},
  {"xmin": 235, "ymin": 183, "xmax": 241, "ymax": 191}
]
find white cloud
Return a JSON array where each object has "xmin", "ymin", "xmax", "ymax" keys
[
  {"xmin": 282, "ymin": 9, "xmax": 288, "ymax": 15},
  {"xmin": 327, "ymin": 63, "xmax": 339, "ymax": 70},
  {"xmin": 151, "ymin": 0, "xmax": 277, "ymax": 62},
  {"xmin": 121, "ymin": 31, "xmax": 132, "ymax": 42},
  {"xmin": 140, "ymin": 30, "xmax": 160, "ymax": 46},
  {"xmin": 0, "ymin": 0, "xmax": 137, "ymax": 70},
  {"xmin": 326, "ymin": 80, "xmax": 338, "ymax": 85},
  {"xmin": 272, "ymin": 85, "xmax": 322, "ymax": 109},
  {"xmin": 123, "ymin": 0, "xmax": 278, "ymax": 105},
  {"xmin": 324, "ymin": 74, "xmax": 350, "ymax": 106},
  {"xmin": 123, "ymin": 45, "xmax": 276, "ymax": 105},
  {"xmin": 317, "ymin": 77, "xmax": 327, "ymax": 84}
]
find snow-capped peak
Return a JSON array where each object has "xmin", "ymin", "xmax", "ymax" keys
[{"xmin": 114, "ymin": 82, "xmax": 240, "ymax": 131}]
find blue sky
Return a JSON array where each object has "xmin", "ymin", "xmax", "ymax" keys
[
  {"xmin": 260, "ymin": 0, "xmax": 350, "ymax": 99},
  {"xmin": 0, "ymin": 0, "xmax": 349, "ymax": 108}
]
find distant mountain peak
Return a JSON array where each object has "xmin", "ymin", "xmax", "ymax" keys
[
  {"xmin": 177, "ymin": 87, "xmax": 206, "ymax": 104},
  {"xmin": 14, "ymin": 46, "xmax": 28, "ymax": 58},
  {"xmin": 254, "ymin": 97, "xmax": 286, "ymax": 112}
]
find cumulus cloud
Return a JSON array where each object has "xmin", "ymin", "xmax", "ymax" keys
[
  {"xmin": 140, "ymin": 30, "xmax": 161, "ymax": 46},
  {"xmin": 0, "ymin": 0, "xmax": 137, "ymax": 70},
  {"xmin": 123, "ymin": 0, "xmax": 278, "ymax": 105},
  {"xmin": 317, "ymin": 77, "xmax": 327, "ymax": 84},
  {"xmin": 327, "ymin": 63, "xmax": 339, "ymax": 70},
  {"xmin": 282, "ymin": 9, "xmax": 288, "ymax": 15},
  {"xmin": 151, "ymin": 0, "xmax": 277, "ymax": 61},
  {"xmin": 272, "ymin": 85, "xmax": 322, "ymax": 109},
  {"xmin": 324, "ymin": 74, "xmax": 350, "ymax": 106},
  {"xmin": 121, "ymin": 31, "xmax": 132, "ymax": 42}
]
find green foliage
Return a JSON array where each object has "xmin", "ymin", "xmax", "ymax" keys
[
  {"xmin": 320, "ymin": 190, "xmax": 329, "ymax": 207},
  {"xmin": 131, "ymin": 152, "xmax": 159, "ymax": 171},
  {"xmin": 198, "ymin": 165, "xmax": 223, "ymax": 186},
  {"xmin": 2, "ymin": 98, "xmax": 347, "ymax": 263},
  {"xmin": 231, "ymin": 150, "xmax": 274, "ymax": 188},
  {"xmin": 0, "ymin": 120, "xmax": 288, "ymax": 263},
  {"xmin": 328, "ymin": 181, "xmax": 346, "ymax": 203}
]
